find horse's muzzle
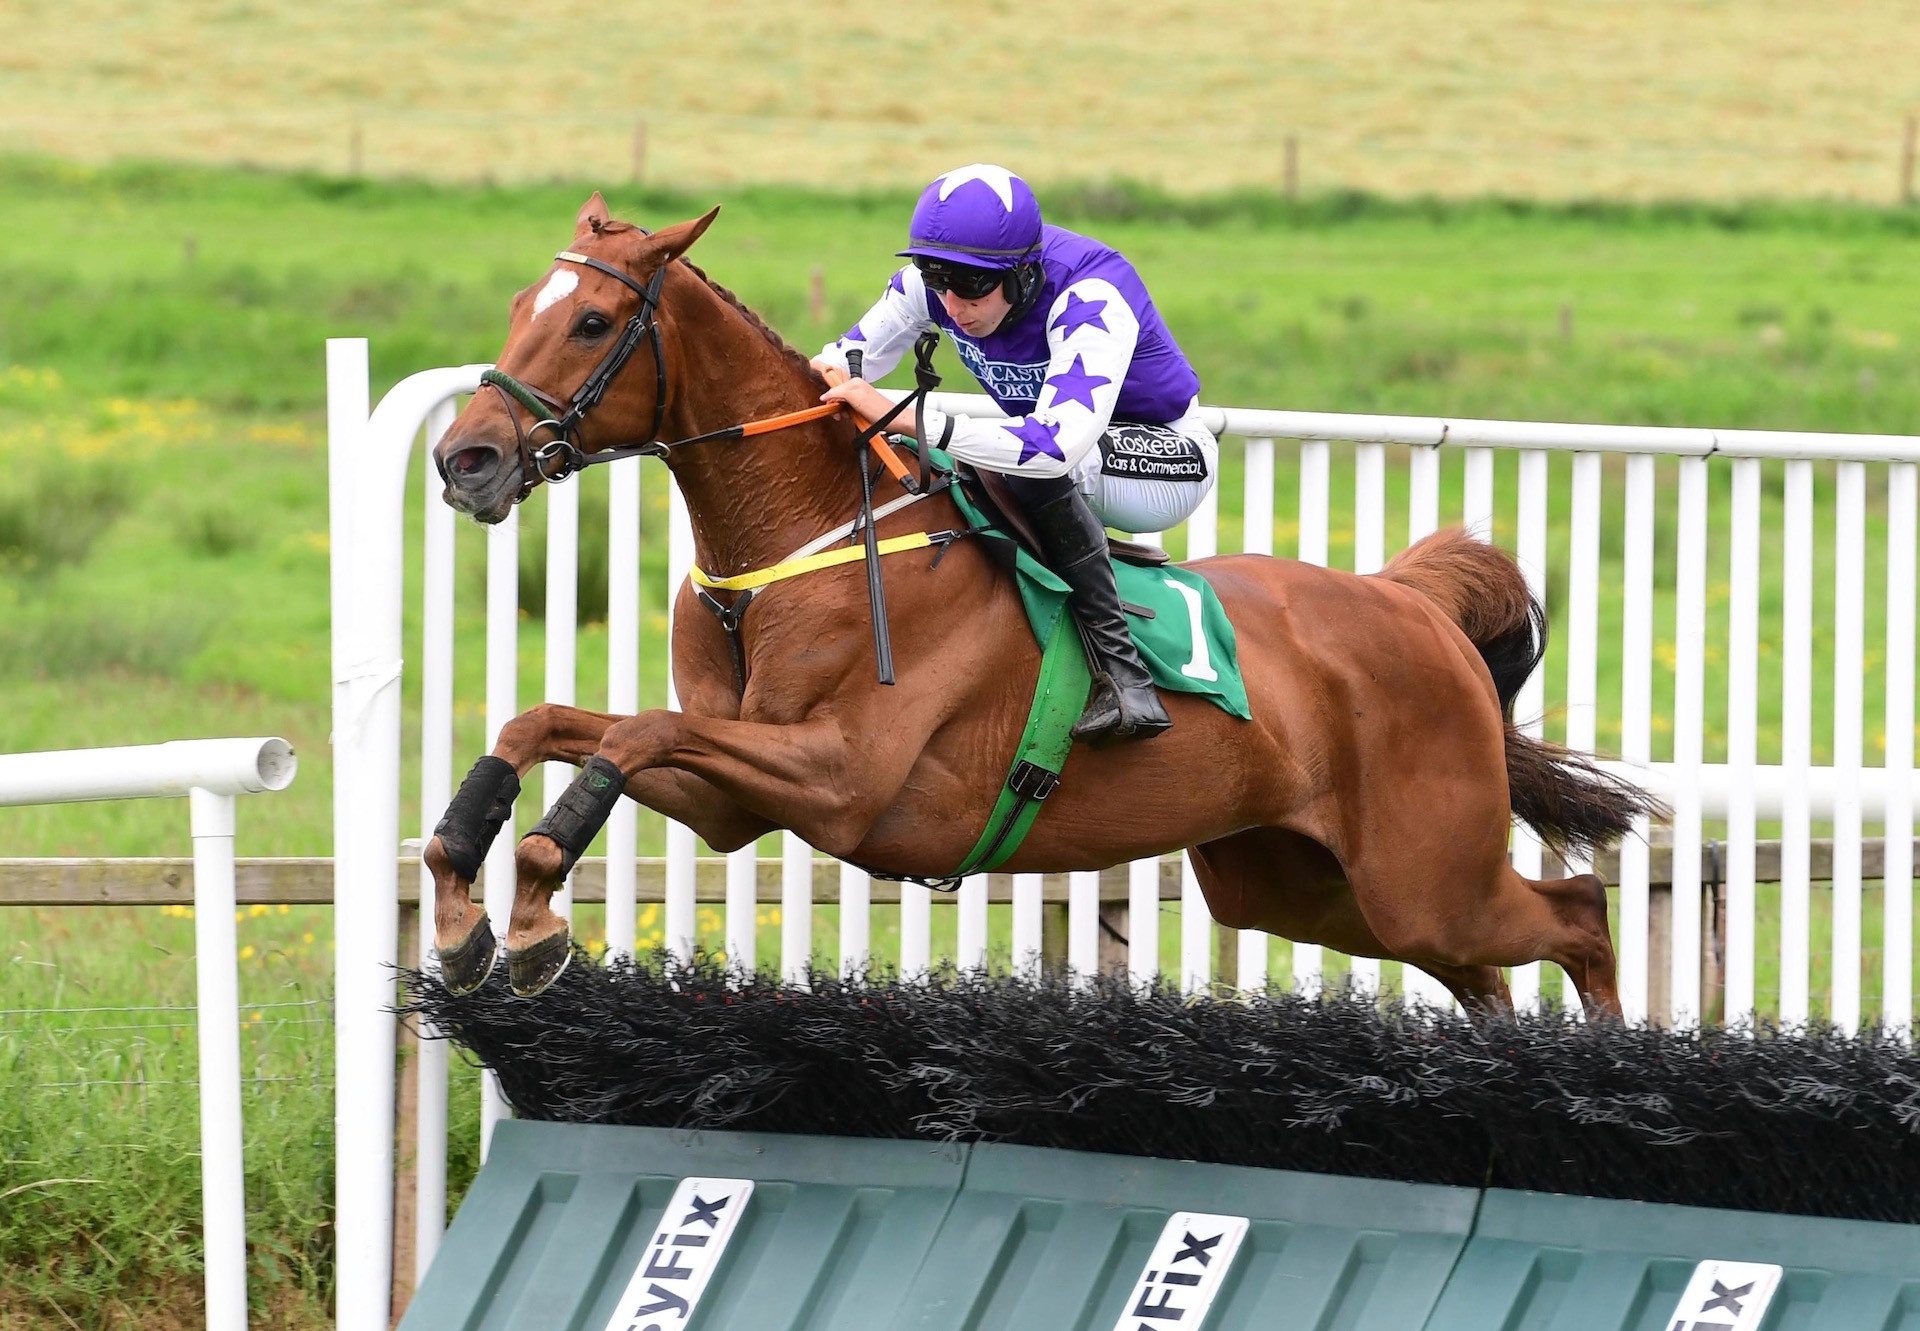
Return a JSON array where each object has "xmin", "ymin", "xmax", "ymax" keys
[{"xmin": 437, "ymin": 441, "xmax": 522, "ymax": 524}]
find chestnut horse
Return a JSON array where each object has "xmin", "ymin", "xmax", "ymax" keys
[{"xmin": 423, "ymin": 194, "xmax": 1660, "ymax": 1012}]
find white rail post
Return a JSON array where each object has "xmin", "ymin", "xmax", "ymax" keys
[
  {"xmin": 1831, "ymin": 462, "xmax": 1867, "ymax": 1033},
  {"xmin": 1403, "ymin": 443, "xmax": 1452, "ymax": 1010},
  {"xmin": 605, "ymin": 457, "xmax": 643, "ymax": 964},
  {"xmin": 1885, "ymin": 463, "xmax": 1917, "ymax": 1034},
  {"xmin": 1780, "ymin": 460, "xmax": 1814, "ymax": 1023},
  {"xmin": 1724, "ymin": 458, "xmax": 1761, "ymax": 1024},
  {"xmin": 1563, "ymin": 452, "xmax": 1602, "ymax": 1016},
  {"xmin": 0, "ymin": 737, "xmax": 297, "ymax": 1331},
  {"xmin": 1348, "ymin": 441, "xmax": 1386, "ymax": 995},
  {"xmin": 1670, "ymin": 455, "xmax": 1709, "ymax": 1029},
  {"xmin": 1293, "ymin": 438, "xmax": 1330, "ymax": 993},
  {"xmin": 415, "ymin": 398, "xmax": 458, "ymax": 1276},
  {"xmin": 189, "ymin": 787, "xmax": 248, "ymax": 1331},
  {"xmin": 1127, "ymin": 857, "xmax": 1160, "ymax": 986},
  {"xmin": 781, "ymin": 832, "xmax": 813, "ymax": 983},
  {"xmin": 665, "ymin": 483, "xmax": 698, "ymax": 963},
  {"xmin": 1511, "ymin": 449, "xmax": 1549, "ymax": 1011},
  {"xmin": 1618, "ymin": 454, "xmax": 1656, "ymax": 1023},
  {"xmin": 1012, "ymin": 871, "xmax": 1044, "ymax": 980},
  {"xmin": 840, "ymin": 861, "xmax": 871, "ymax": 977},
  {"xmin": 479, "ymin": 497, "xmax": 518, "ymax": 1146},
  {"xmin": 1237, "ymin": 437, "xmax": 1276, "ymax": 993},
  {"xmin": 1181, "ymin": 480, "xmax": 1220, "ymax": 995},
  {"xmin": 1068, "ymin": 870, "xmax": 1101, "ymax": 982},
  {"xmin": 327, "ymin": 337, "xmax": 401, "ymax": 1328},
  {"xmin": 958, "ymin": 874, "xmax": 990, "ymax": 971},
  {"xmin": 543, "ymin": 480, "xmax": 581, "ymax": 924}
]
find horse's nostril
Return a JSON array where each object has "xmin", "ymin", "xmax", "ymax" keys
[{"xmin": 452, "ymin": 449, "xmax": 492, "ymax": 477}]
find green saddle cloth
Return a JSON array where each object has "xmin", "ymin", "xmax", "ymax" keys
[{"xmin": 943, "ymin": 471, "xmax": 1252, "ymax": 721}]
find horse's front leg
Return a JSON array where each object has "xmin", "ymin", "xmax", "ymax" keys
[
  {"xmin": 423, "ymin": 703, "xmax": 774, "ymax": 994},
  {"xmin": 505, "ymin": 705, "xmax": 927, "ymax": 995},
  {"xmin": 422, "ymin": 704, "xmax": 619, "ymax": 993}
]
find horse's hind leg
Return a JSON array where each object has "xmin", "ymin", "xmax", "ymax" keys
[
  {"xmin": 1407, "ymin": 864, "xmax": 1620, "ymax": 1021},
  {"xmin": 1411, "ymin": 963, "xmax": 1513, "ymax": 1014},
  {"xmin": 1530, "ymin": 871, "xmax": 1620, "ymax": 1019}
]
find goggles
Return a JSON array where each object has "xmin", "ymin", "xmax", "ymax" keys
[{"xmin": 913, "ymin": 257, "xmax": 1004, "ymax": 300}]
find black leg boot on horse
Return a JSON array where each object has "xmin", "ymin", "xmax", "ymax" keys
[{"xmin": 1007, "ymin": 474, "xmax": 1172, "ymax": 745}]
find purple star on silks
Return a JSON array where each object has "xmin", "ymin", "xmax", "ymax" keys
[
  {"xmin": 1003, "ymin": 416, "xmax": 1066, "ymax": 465},
  {"xmin": 1046, "ymin": 354, "xmax": 1110, "ymax": 413},
  {"xmin": 1050, "ymin": 291, "xmax": 1109, "ymax": 340},
  {"xmin": 888, "ymin": 269, "xmax": 907, "ymax": 294},
  {"xmin": 842, "ymin": 322, "xmax": 867, "ymax": 343}
]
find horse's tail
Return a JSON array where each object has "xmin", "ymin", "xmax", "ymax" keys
[{"xmin": 1377, "ymin": 528, "xmax": 1666, "ymax": 857}]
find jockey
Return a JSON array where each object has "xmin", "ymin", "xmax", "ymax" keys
[{"xmin": 813, "ymin": 163, "xmax": 1217, "ymax": 744}]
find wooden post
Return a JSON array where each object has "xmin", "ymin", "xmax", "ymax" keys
[
  {"xmin": 1648, "ymin": 880, "xmax": 1672, "ymax": 1027},
  {"xmin": 1041, "ymin": 901, "xmax": 1070, "ymax": 976},
  {"xmin": 1213, "ymin": 924, "xmax": 1237, "ymax": 993},
  {"xmin": 1558, "ymin": 303, "xmax": 1574, "ymax": 341},
  {"xmin": 631, "ymin": 118, "xmax": 648, "ymax": 184},
  {"xmin": 1097, "ymin": 898, "xmax": 1130, "ymax": 977},
  {"xmin": 1902, "ymin": 115, "xmax": 1916, "ymax": 205},
  {"xmin": 809, "ymin": 265, "xmax": 827, "ymax": 325},
  {"xmin": 1283, "ymin": 134, "xmax": 1299, "ymax": 201},
  {"xmin": 390, "ymin": 907, "xmax": 419, "ymax": 1323}
]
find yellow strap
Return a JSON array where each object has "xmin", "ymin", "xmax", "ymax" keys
[{"xmin": 691, "ymin": 532, "xmax": 934, "ymax": 593}]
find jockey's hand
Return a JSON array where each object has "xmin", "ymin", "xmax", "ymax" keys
[
  {"xmin": 818, "ymin": 377, "xmax": 895, "ymax": 426},
  {"xmin": 808, "ymin": 355, "xmax": 839, "ymax": 376}
]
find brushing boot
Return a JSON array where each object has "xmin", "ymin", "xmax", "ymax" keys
[{"xmin": 1026, "ymin": 487, "xmax": 1172, "ymax": 745}]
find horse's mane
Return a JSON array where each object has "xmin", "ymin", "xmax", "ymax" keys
[
  {"xmin": 679, "ymin": 256, "xmax": 828, "ymax": 391},
  {"xmin": 593, "ymin": 216, "xmax": 827, "ymax": 391}
]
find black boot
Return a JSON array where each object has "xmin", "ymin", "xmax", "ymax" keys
[{"xmin": 1026, "ymin": 487, "xmax": 1172, "ymax": 744}]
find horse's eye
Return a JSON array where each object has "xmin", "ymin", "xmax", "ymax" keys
[{"xmin": 576, "ymin": 313, "xmax": 611, "ymax": 340}]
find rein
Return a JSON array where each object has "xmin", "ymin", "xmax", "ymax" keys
[{"xmin": 478, "ymin": 249, "xmax": 921, "ymax": 494}]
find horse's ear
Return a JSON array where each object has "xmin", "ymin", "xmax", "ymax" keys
[
  {"xmin": 575, "ymin": 191, "xmax": 611, "ymax": 236},
  {"xmin": 641, "ymin": 206, "xmax": 722, "ymax": 264}
]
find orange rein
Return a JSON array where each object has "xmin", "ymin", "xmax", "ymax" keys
[{"xmin": 813, "ymin": 366, "xmax": 917, "ymax": 488}]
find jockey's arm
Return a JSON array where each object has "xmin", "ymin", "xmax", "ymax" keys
[
  {"xmin": 811, "ymin": 266, "xmax": 933, "ymax": 382},
  {"xmin": 921, "ymin": 278, "xmax": 1139, "ymax": 479}
]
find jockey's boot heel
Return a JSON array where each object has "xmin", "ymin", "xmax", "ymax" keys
[{"xmin": 1027, "ymin": 488, "xmax": 1172, "ymax": 745}]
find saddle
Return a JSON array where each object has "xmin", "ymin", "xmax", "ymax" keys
[{"xmin": 962, "ymin": 467, "xmax": 1171, "ymax": 569}]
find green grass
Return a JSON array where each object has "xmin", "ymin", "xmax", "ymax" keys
[{"xmin": 3, "ymin": 157, "xmax": 1919, "ymax": 1325}]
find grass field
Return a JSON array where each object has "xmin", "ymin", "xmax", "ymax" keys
[
  {"xmin": 4, "ymin": 2, "xmax": 1920, "ymax": 202},
  {"xmin": 3, "ymin": 156, "xmax": 1919, "ymax": 1324}
]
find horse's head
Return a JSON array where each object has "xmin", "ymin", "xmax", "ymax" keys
[{"xmin": 435, "ymin": 193, "xmax": 720, "ymax": 523}]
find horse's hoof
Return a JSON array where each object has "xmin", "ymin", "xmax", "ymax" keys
[
  {"xmin": 507, "ymin": 930, "xmax": 572, "ymax": 997},
  {"xmin": 436, "ymin": 917, "xmax": 499, "ymax": 996}
]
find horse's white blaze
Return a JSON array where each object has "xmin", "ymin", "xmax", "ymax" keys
[{"xmin": 533, "ymin": 269, "xmax": 578, "ymax": 318}]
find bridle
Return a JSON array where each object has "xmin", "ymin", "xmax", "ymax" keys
[{"xmin": 475, "ymin": 247, "xmax": 673, "ymax": 500}]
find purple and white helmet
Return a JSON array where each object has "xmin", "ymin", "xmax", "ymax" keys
[{"xmin": 898, "ymin": 164, "xmax": 1043, "ymax": 271}]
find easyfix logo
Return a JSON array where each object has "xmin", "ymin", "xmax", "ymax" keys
[
  {"xmin": 1110, "ymin": 1212, "xmax": 1250, "ymax": 1329},
  {"xmin": 602, "ymin": 1178, "xmax": 753, "ymax": 1331}
]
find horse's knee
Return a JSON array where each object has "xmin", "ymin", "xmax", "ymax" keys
[
  {"xmin": 496, "ymin": 702, "xmax": 568, "ymax": 765},
  {"xmin": 601, "ymin": 709, "xmax": 679, "ymax": 771}
]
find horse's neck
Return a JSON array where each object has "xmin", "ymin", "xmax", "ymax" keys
[{"xmin": 657, "ymin": 275, "xmax": 864, "ymax": 578}]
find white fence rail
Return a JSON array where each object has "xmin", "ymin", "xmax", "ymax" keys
[
  {"xmin": 329, "ymin": 340, "xmax": 1917, "ymax": 1327},
  {"xmin": 0, "ymin": 738, "xmax": 296, "ymax": 1331}
]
